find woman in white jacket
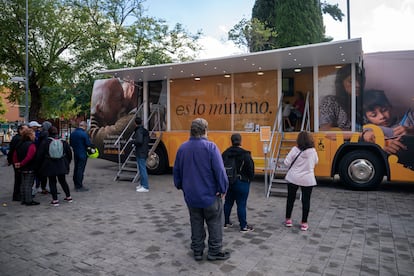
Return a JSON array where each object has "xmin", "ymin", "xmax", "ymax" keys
[{"xmin": 284, "ymin": 131, "xmax": 319, "ymax": 231}]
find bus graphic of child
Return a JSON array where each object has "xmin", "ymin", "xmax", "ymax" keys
[{"xmin": 361, "ymin": 89, "xmax": 414, "ymax": 170}]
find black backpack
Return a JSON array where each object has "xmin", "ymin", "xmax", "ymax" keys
[{"xmin": 223, "ymin": 154, "xmax": 244, "ymax": 185}]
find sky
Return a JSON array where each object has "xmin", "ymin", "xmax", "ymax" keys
[{"xmin": 144, "ymin": 0, "xmax": 414, "ymax": 59}]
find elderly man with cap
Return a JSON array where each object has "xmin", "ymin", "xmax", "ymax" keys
[
  {"xmin": 69, "ymin": 121, "xmax": 92, "ymax": 192},
  {"xmin": 173, "ymin": 118, "xmax": 230, "ymax": 261}
]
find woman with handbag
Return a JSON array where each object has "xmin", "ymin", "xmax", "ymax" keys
[{"xmin": 284, "ymin": 131, "xmax": 319, "ymax": 231}]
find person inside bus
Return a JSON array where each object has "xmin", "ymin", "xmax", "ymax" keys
[
  {"xmin": 361, "ymin": 89, "xmax": 414, "ymax": 156},
  {"xmin": 289, "ymin": 91, "xmax": 305, "ymax": 129},
  {"xmin": 319, "ymin": 64, "xmax": 364, "ymax": 131}
]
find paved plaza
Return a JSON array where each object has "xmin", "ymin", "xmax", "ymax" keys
[{"xmin": 0, "ymin": 156, "xmax": 414, "ymax": 276}]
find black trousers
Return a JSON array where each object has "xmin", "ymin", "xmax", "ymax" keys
[
  {"xmin": 49, "ymin": 175, "xmax": 71, "ymax": 201},
  {"xmin": 285, "ymin": 183, "xmax": 313, "ymax": 223},
  {"xmin": 12, "ymin": 166, "xmax": 22, "ymax": 201}
]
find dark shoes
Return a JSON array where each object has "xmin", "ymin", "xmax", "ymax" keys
[
  {"xmin": 193, "ymin": 252, "xmax": 203, "ymax": 261},
  {"xmin": 24, "ymin": 201, "xmax": 40, "ymax": 206},
  {"xmin": 207, "ymin": 251, "xmax": 230, "ymax": 261},
  {"xmin": 75, "ymin": 187, "xmax": 89, "ymax": 192}
]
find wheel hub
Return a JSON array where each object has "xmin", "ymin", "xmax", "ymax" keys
[
  {"xmin": 146, "ymin": 153, "xmax": 159, "ymax": 170},
  {"xmin": 348, "ymin": 159, "xmax": 375, "ymax": 183}
]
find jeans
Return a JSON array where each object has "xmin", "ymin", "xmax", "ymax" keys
[
  {"xmin": 286, "ymin": 183, "xmax": 313, "ymax": 223},
  {"xmin": 73, "ymin": 156, "xmax": 87, "ymax": 189},
  {"xmin": 188, "ymin": 197, "xmax": 224, "ymax": 255},
  {"xmin": 224, "ymin": 179, "xmax": 250, "ymax": 229},
  {"xmin": 136, "ymin": 157, "xmax": 149, "ymax": 189}
]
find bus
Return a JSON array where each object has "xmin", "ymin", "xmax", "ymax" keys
[{"xmin": 89, "ymin": 38, "xmax": 414, "ymax": 190}]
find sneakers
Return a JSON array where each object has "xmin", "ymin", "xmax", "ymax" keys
[
  {"xmin": 64, "ymin": 197, "xmax": 73, "ymax": 203},
  {"xmin": 136, "ymin": 187, "xmax": 149, "ymax": 193},
  {"xmin": 207, "ymin": 251, "xmax": 230, "ymax": 261},
  {"xmin": 50, "ymin": 200, "xmax": 59, "ymax": 207},
  {"xmin": 240, "ymin": 225, "xmax": 254, "ymax": 233},
  {"xmin": 301, "ymin": 222, "xmax": 309, "ymax": 231},
  {"xmin": 285, "ymin": 219, "xmax": 293, "ymax": 227},
  {"xmin": 75, "ymin": 187, "xmax": 89, "ymax": 192},
  {"xmin": 224, "ymin": 223, "xmax": 233, "ymax": 229},
  {"xmin": 135, "ymin": 185, "xmax": 141, "ymax": 191}
]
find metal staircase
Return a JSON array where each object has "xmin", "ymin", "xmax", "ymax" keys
[
  {"xmin": 113, "ymin": 103, "xmax": 164, "ymax": 182},
  {"xmin": 265, "ymin": 92, "xmax": 311, "ymax": 198}
]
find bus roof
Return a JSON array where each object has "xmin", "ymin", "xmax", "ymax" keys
[{"xmin": 99, "ymin": 38, "xmax": 362, "ymax": 82}]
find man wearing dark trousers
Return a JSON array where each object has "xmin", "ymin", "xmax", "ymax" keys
[
  {"xmin": 173, "ymin": 118, "xmax": 230, "ymax": 261},
  {"xmin": 70, "ymin": 121, "xmax": 91, "ymax": 192}
]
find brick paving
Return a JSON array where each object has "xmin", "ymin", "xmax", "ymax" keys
[{"xmin": 0, "ymin": 156, "xmax": 414, "ymax": 275}]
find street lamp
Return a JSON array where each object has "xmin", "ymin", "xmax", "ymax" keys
[{"xmin": 24, "ymin": 0, "xmax": 29, "ymax": 123}]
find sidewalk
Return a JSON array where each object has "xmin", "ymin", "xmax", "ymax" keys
[{"xmin": 0, "ymin": 157, "xmax": 413, "ymax": 275}]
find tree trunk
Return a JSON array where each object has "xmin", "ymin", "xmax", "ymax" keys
[{"xmin": 28, "ymin": 73, "xmax": 42, "ymax": 121}]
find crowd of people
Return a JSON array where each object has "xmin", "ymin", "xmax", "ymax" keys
[
  {"xmin": 173, "ymin": 118, "xmax": 317, "ymax": 261},
  {"xmin": 5, "ymin": 120, "xmax": 92, "ymax": 206},
  {"xmin": 4, "ymin": 116, "xmax": 318, "ymax": 262}
]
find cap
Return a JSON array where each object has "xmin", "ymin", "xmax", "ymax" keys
[
  {"xmin": 29, "ymin": 121, "xmax": 41, "ymax": 127},
  {"xmin": 42, "ymin": 121, "xmax": 52, "ymax": 131}
]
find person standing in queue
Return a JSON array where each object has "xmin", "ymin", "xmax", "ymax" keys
[
  {"xmin": 133, "ymin": 117, "xmax": 150, "ymax": 193},
  {"xmin": 284, "ymin": 131, "xmax": 318, "ymax": 231},
  {"xmin": 222, "ymin": 133, "xmax": 255, "ymax": 233},
  {"xmin": 70, "ymin": 121, "xmax": 91, "ymax": 192},
  {"xmin": 13, "ymin": 128, "xmax": 39, "ymax": 206},
  {"xmin": 8, "ymin": 123, "xmax": 28, "ymax": 201},
  {"xmin": 173, "ymin": 118, "xmax": 230, "ymax": 261}
]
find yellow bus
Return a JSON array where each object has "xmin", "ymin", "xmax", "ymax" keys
[{"xmin": 90, "ymin": 38, "xmax": 414, "ymax": 190}]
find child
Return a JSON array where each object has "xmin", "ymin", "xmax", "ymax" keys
[
  {"xmin": 363, "ymin": 89, "xmax": 413, "ymax": 138},
  {"xmin": 362, "ymin": 89, "xmax": 414, "ymax": 169}
]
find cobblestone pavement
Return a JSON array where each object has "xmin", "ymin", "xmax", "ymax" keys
[{"xmin": 1, "ymin": 156, "xmax": 414, "ymax": 276}]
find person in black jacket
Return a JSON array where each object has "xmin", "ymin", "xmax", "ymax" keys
[
  {"xmin": 222, "ymin": 133, "xmax": 255, "ymax": 233},
  {"xmin": 133, "ymin": 117, "xmax": 150, "ymax": 192},
  {"xmin": 7, "ymin": 123, "xmax": 28, "ymax": 201},
  {"xmin": 37, "ymin": 127, "xmax": 73, "ymax": 206}
]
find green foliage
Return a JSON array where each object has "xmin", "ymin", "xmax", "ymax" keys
[
  {"xmin": 0, "ymin": 0, "xmax": 201, "ymax": 121},
  {"xmin": 230, "ymin": 0, "xmax": 344, "ymax": 52},
  {"xmin": 228, "ymin": 18, "xmax": 278, "ymax": 52}
]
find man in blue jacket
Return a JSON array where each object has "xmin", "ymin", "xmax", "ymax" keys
[
  {"xmin": 70, "ymin": 121, "xmax": 91, "ymax": 192},
  {"xmin": 173, "ymin": 118, "xmax": 230, "ymax": 262}
]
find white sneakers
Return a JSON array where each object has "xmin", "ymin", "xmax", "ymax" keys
[{"xmin": 136, "ymin": 186, "xmax": 149, "ymax": 193}]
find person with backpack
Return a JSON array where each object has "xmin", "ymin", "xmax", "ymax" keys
[
  {"xmin": 37, "ymin": 126, "xmax": 73, "ymax": 206},
  {"xmin": 222, "ymin": 133, "xmax": 255, "ymax": 233}
]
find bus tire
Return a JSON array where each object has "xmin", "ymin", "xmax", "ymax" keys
[
  {"xmin": 338, "ymin": 150, "xmax": 383, "ymax": 190},
  {"xmin": 146, "ymin": 145, "xmax": 168, "ymax": 175}
]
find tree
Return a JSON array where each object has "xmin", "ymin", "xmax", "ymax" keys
[
  {"xmin": 229, "ymin": 0, "xmax": 344, "ymax": 52},
  {"xmin": 0, "ymin": 0, "xmax": 201, "ymax": 121},
  {"xmin": 228, "ymin": 18, "xmax": 278, "ymax": 52}
]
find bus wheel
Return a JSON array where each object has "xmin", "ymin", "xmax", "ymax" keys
[
  {"xmin": 339, "ymin": 150, "xmax": 383, "ymax": 190},
  {"xmin": 146, "ymin": 146, "xmax": 168, "ymax": 175}
]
